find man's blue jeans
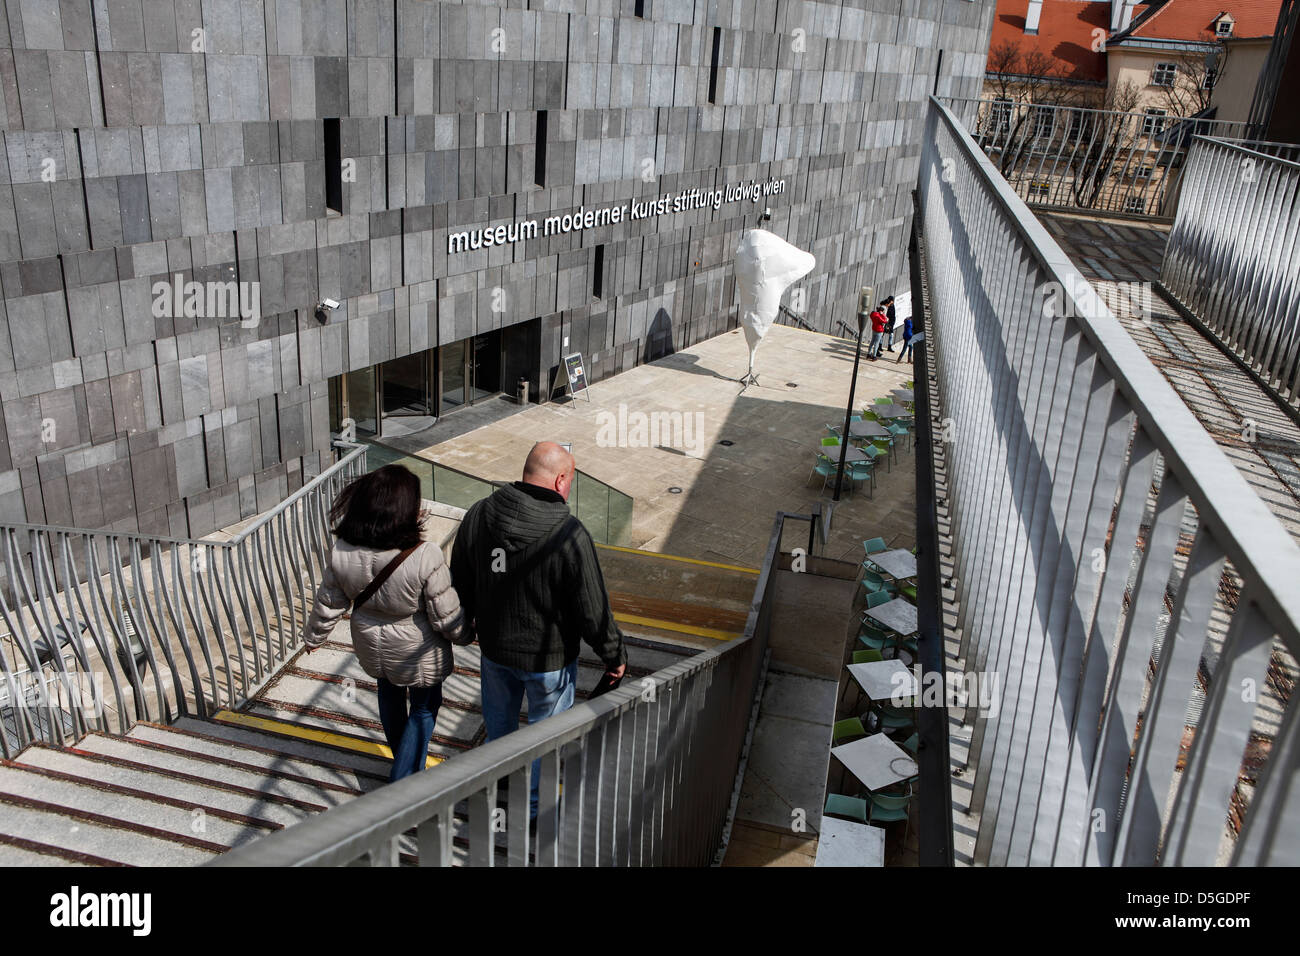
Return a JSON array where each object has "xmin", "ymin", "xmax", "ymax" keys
[
  {"xmin": 376, "ymin": 678, "xmax": 444, "ymax": 783},
  {"xmin": 868, "ymin": 331, "xmax": 884, "ymax": 356},
  {"xmin": 480, "ymin": 655, "xmax": 579, "ymax": 818}
]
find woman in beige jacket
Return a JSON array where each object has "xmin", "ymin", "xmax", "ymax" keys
[{"xmin": 304, "ymin": 464, "xmax": 467, "ymax": 782}]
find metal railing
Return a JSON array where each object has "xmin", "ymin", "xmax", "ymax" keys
[
  {"xmin": 209, "ymin": 511, "xmax": 812, "ymax": 867},
  {"xmin": 1160, "ymin": 137, "xmax": 1300, "ymax": 407},
  {"xmin": 0, "ymin": 446, "xmax": 369, "ymax": 759},
  {"xmin": 949, "ymin": 96, "xmax": 1255, "ymax": 217},
  {"xmin": 919, "ymin": 96, "xmax": 1300, "ymax": 865}
]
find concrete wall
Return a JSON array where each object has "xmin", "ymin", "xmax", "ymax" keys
[{"xmin": 0, "ymin": 0, "xmax": 994, "ymax": 538}]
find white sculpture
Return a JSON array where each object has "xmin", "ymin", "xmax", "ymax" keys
[{"xmin": 733, "ymin": 229, "xmax": 816, "ymax": 385}]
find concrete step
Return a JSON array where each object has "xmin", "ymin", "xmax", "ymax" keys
[
  {"xmin": 0, "ymin": 793, "xmax": 219, "ymax": 866},
  {"xmin": 15, "ymin": 745, "xmax": 317, "ymax": 829},
  {"xmin": 72, "ymin": 734, "xmax": 352, "ymax": 809},
  {"xmin": 0, "ymin": 763, "xmax": 268, "ymax": 849},
  {"xmin": 176, "ymin": 714, "xmax": 394, "ymax": 780},
  {"xmin": 125, "ymin": 722, "xmax": 382, "ymax": 794},
  {"xmin": 0, "ymin": 834, "xmax": 97, "ymax": 865}
]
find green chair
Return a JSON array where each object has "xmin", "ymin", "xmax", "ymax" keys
[
  {"xmin": 824, "ymin": 794, "xmax": 869, "ymax": 824},
  {"xmin": 849, "ymin": 460, "xmax": 874, "ymax": 497},
  {"xmin": 862, "ymin": 410, "xmax": 881, "ymax": 422},
  {"xmin": 860, "ymin": 569, "xmax": 890, "ymax": 594},
  {"xmin": 832, "ymin": 717, "xmax": 868, "ymax": 745},
  {"xmin": 868, "ymin": 785, "xmax": 913, "ymax": 844},
  {"xmin": 865, "ymin": 589, "xmax": 892, "ymax": 609},
  {"xmin": 820, "ymin": 436, "xmax": 840, "ymax": 448},
  {"xmin": 852, "ymin": 649, "xmax": 884, "ymax": 665},
  {"xmin": 870, "ymin": 436, "xmax": 895, "ymax": 470},
  {"xmin": 876, "ymin": 704, "xmax": 915, "ymax": 734},
  {"xmin": 862, "ymin": 537, "xmax": 888, "ymax": 557},
  {"xmin": 899, "ymin": 583, "xmax": 917, "ymax": 602},
  {"xmin": 858, "ymin": 622, "xmax": 892, "ymax": 653},
  {"xmin": 825, "ymin": 424, "xmax": 842, "ymax": 439},
  {"xmin": 849, "ymin": 413, "xmax": 863, "ymax": 423},
  {"xmin": 808, "ymin": 454, "xmax": 836, "ymax": 491},
  {"xmin": 887, "ymin": 421, "xmax": 911, "ymax": 453},
  {"xmin": 900, "ymin": 732, "xmax": 919, "ymax": 756},
  {"xmin": 874, "ymin": 397, "xmax": 892, "ymax": 405}
]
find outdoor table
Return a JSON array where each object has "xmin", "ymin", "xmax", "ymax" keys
[
  {"xmin": 849, "ymin": 420, "xmax": 891, "ymax": 439},
  {"xmin": 892, "ymin": 388, "xmax": 914, "ymax": 403},
  {"xmin": 834, "ymin": 445, "xmax": 871, "ymax": 464},
  {"xmin": 831, "ymin": 733, "xmax": 919, "ymax": 792},
  {"xmin": 847, "ymin": 659, "xmax": 918, "ymax": 705},
  {"xmin": 814, "ymin": 818, "xmax": 886, "ymax": 867},
  {"xmin": 869, "ymin": 548, "xmax": 917, "ymax": 581},
  {"xmin": 864, "ymin": 596, "xmax": 918, "ymax": 636},
  {"xmin": 873, "ymin": 403, "xmax": 911, "ymax": 419}
]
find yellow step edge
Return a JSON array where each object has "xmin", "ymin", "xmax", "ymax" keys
[
  {"xmin": 613, "ymin": 612, "xmax": 740, "ymax": 642},
  {"xmin": 596, "ymin": 542, "xmax": 760, "ymax": 575},
  {"xmin": 211, "ymin": 709, "xmax": 441, "ymax": 768}
]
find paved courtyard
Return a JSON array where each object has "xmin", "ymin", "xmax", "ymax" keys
[{"xmin": 418, "ymin": 324, "xmax": 919, "ymax": 569}]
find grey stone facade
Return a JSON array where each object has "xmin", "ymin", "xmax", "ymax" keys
[{"xmin": 0, "ymin": 0, "xmax": 994, "ymax": 538}]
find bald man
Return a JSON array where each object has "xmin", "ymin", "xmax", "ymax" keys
[{"xmin": 450, "ymin": 441, "xmax": 626, "ymax": 818}]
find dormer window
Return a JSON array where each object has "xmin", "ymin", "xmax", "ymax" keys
[{"xmin": 1215, "ymin": 15, "xmax": 1234, "ymax": 37}]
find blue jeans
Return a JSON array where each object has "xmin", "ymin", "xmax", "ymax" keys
[
  {"xmin": 899, "ymin": 340, "xmax": 913, "ymax": 361},
  {"xmin": 376, "ymin": 678, "xmax": 444, "ymax": 783},
  {"xmin": 868, "ymin": 331, "xmax": 884, "ymax": 356},
  {"xmin": 480, "ymin": 655, "xmax": 579, "ymax": 818}
]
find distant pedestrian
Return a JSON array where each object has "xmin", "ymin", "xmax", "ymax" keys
[
  {"xmin": 305, "ymin": 465, "xmax": 468, "ymax": 783},
  {"xmin": 898, "ymin": 315, "xmax": 914, "ymax": 363},
  {"xmin": 867, "ymin": 302, "xmax": 888, "ymax": 359},
  {"xmin": 451, "ymin": 441, "xmax": 627, "ymax": 819},
  {"xmin": 883, "ymin": 296, "xmax": 897, "ymax": 351}
]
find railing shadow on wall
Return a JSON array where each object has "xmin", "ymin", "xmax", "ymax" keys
[{"xmin": 919, "ymin": 95, "xmax": 1300, "ymax": 866}]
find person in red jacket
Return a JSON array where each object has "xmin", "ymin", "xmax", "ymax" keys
[{"xmin": 867, "ymin": 302, "xmax": 888, "ymax": 359}]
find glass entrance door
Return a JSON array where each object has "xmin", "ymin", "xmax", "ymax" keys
[
  {"xmin": 440, "ymin": 340, "xmax": 467, "ymax": 411},
  {"xmin": 380, "ymin": 352, "xmax": 432, "ymax": 418},
  {"xmin": 469, "ymin": 329, "xmax": 502, "ymax": 403}
]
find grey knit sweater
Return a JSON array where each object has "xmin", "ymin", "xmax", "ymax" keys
[{"xmin": 450, "ymin": 481, "xmax": 626, "ymax": 673}]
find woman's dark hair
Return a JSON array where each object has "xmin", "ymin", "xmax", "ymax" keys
[{"xmin": 330, "ymin": 465, "xmax": 422, "ymax": 550}]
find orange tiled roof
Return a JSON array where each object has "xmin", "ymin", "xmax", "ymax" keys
[
  {"xmin": 988, "ymin": 0, "xmax": 1111, "ymax": 82},
  {"xmin": 1125, "ymin": 0, "xmax": 1283, "ymax": 41}
]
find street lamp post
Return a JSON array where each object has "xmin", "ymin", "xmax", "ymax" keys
[{"xmin": 833, "ymin": 286, "xmax": 873, "ymax": 502}]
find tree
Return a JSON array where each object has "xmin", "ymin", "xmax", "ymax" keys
[
  {"xmin": 982, "ymin": 38, "xmax": 1092, "ymax": 177},
  {"xmin": 1068, "ymin": 80, "xmax": 1143, "ymax": 208},
  {"xmin": 1161, "ymin": 37, "xmax": 1230, "ymax": 118}
]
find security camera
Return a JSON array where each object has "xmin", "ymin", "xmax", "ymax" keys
[
  {"xmin": 760, "ymin": 207, "xmax": 772, "ymax": 222},
  {"xmin": 314, "ymin": 298, "xmax": 340, "ymax": 323}
]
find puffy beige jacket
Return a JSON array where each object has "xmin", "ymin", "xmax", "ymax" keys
[{"xmin": 304, "ymin": 517, "xmax": 467, "ymax": 687}]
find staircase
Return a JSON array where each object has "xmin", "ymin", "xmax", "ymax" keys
[{"xmin": 0, "ymin": 627, "xmax": 698, "ymax": 866}]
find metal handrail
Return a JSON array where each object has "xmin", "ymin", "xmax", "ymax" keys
[
  {"xmin": 946, "ymin": 95, "xmax": 1258, "ymax": 217},
  {"xmin": 1160, "ymin": 136, "xmax": 1300, "ymax": 407},
  {"xmin": 920, "ymin": 95, "xmax": 1300, "ymax": 866},
  {"xmin": 209, "ymin": 511, "xmax": 804, "ymax": 867},
  {"xmin": 0, "ymin": 446, "xmax": 369, "ymax": 758}
]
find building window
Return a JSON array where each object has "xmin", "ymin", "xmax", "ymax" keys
[
  {"xmin": 1135, "ymin": 165, "xmax": 1153, "ymax": 178},
  {"xmin": 1215, "ymin": 18, "xmax": 1234, "ymax": 37},
  {"xmin": 1202, "ymin": 69, "xmax": 1219, "ymax": 90},
  {"xmin": 990, "ymin": 97, "xmax": 1013, "ymax": 134},
  {"xmin": 593, "ymin": 245, "xmax": 605, "ymax": 299},
  {"xmin": 1027, "ymin": 181, "xmax": 1051, "ymax": 201},
  {"xmin": 535, "ymin": 110, "xmax": 548, "ymax": 187},
  {"xmin": 1124, "ymin": 196, "xmax": 1147, "ymax": 214},
  {"xmin": 1141, "ymin": 108, "xmax": 1167, "ymax": 137},
  {"xmin": 1151, "ymin": 63, "xmax": 1178, "ymax": 87},
  {"xmin": 1067, "ymin": 109, "xmax": 1091, "ymax": 143},
  {"xmin": 708, "ymin": 27, "xmax": 722, "ymax": 104},
  {"xmin": 324, "ymin": 118, "xmax": 342, "ymax": 214},
  {"xmin": 1033, "ymin": 105, "xmax": 1055, "ymax": 139}
]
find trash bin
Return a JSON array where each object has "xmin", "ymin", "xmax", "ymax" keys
[{"xmin": 517, "ymin": 376, "xmax": 529, "ymax": 405}]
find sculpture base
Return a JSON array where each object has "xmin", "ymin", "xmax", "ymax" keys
[{"xmin": 737, "ymin": 371, "xmax": 760, "ymax": 388}]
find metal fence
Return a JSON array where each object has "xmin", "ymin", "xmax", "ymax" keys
[
  {"xmin": 0, "ymin": 445, "xmax": 368, "ymax": 759},
  {"xmin": 209, "ymin": 512, "xmax": 804, "ymax": 867},
  {"xmin": 919, "ymin": 96, "xmax": 1300, "ymax": 865},
  {"xmin": 1160, "ymin": 137, "xmax": 1300, "ymax": 407},
  {"xmin": 948, "ymin": 96, "xmax": 1256, "ymax": 217}
]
